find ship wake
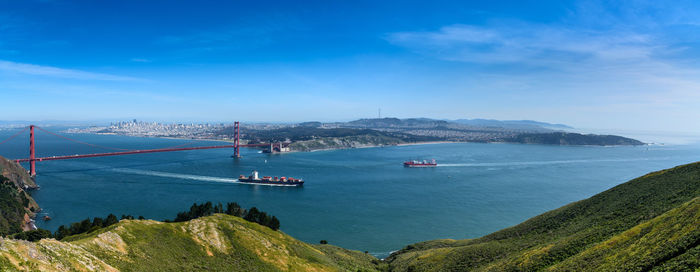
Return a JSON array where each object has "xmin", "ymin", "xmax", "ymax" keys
[
  {"xmin": 110, "ymin": 168, "xmax": 297, "ymax": 186},
  {"xmin": 438, "ymin": 157, "xmax": 670, "ymax": 167}
]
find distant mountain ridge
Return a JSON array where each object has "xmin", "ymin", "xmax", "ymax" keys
[
  {"xmin": 340, "ymin": 117, "xmax": 570, "ymax": 131},
  {"xmin": 344, "ymin": 118, "xmax": 450, "ymax": 129},
  {"xmin": 326, "ymin": 118, "xmax": 641, "ymax": 146},
  {"xmin": 503, "ymin": 132, "xmax": 643, "ymax": 146},
  {"xmin": 452, "ymin": 118, "xmax": 572, "ymax": 130}
]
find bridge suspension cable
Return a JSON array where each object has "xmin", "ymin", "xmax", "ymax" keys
[
  {"xmin": 6, "ymin": 122, "xmax": 247, "ymax": 176},
  {"xmin": 34, "ymin": 126, "xmax": 134, "ymax": 151},
  {"xmin": 0, "ymin": 126, "xmax": 29, "ymax": 146},
  {"xmin": 34, "ymin": 126, "xmax": 216, "ymax": 151}
]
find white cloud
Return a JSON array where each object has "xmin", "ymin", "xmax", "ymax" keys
[
  {"xmin": 384, "ymin": 10, "xmax": 700, "ymax": 133},
  {"xmin": 386, "ymin": 23, "xmax": 659, "ymax": 64},
  {"xmin": 0, "ymin": 60, "xmax": 141, "ymax": 81}
]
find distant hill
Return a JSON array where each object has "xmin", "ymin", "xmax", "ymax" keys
[
  {"xmin": 343, "ymin": 117, "xmax": 568, "ymax": 131},
  {"xmin": 386, "ymin": 161, "xmax": 700, "ymax": 271},
  {"xmin": 452, "ymin": 118, "xmax": 572, "ymax": 130},
  {"xmin": 335, "ymin": 118, "xmax": 641, "ymax": 146},
  {"xmin": 229, "ymin": 126, "xmax": 435, "ymax": 144},
  {"xmin": 345, "ymin": 118, "xmax": 450, "ymax": 128},
  {"xmin": 502, "ymin": 132, "xmax": 644, "ymax": 146},
  {"xmin": 297, "ymin": 121, "xmax": 323, "ymax": 128}
]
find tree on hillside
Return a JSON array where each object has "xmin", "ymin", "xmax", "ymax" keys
[
  {"xmin": 105, "ymin": 214, "xmax": 119, "ymax": 226},
  {"xmin": 92, "ymin": 217, "xmax": 104, "ymax": 228},
  {"xmin": 226, "ymin": 202, "xmax": 245, "ymax": 217},
  {"xmin": 78, "ymin": 219, "xmax": 91, "ymax": 233},
  {"xmin": 244, "ymin": 207, "xmax": 260, "ymax": 222},
  {"xmin": 14, "ymin": 228, "xmax": 52, "ymax": 241},
  {"xmin": 269, "ymin": 216, "xmax": 280, "ymax": 231}
]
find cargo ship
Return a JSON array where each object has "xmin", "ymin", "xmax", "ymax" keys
[
  {"xmin": 403, "ymin": 159, "xmax": 437, "ymax": 167},
  {"xmin": 238, "ymin": 170, "xmax": 304, "ymax": 186}
]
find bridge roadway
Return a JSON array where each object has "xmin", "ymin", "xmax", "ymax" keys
[{"xmin": 14, "ymin": 143, "xmax": 270, "ymax": 163}]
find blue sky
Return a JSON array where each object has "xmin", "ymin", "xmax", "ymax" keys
[{"xmin": 1, "ymin": 0, "xmax": 700, "ymax": 133}]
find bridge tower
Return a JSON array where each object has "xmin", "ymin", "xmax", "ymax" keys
[
  {"xmin": 233, "ymin": 121, "xmax": 240, "ymax": 158},
  {"xmin": 29, "ymin": 125, "xmax": 36, "ymax": 177}
]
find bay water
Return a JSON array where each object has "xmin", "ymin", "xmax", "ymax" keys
[{"xmin": 1, "ymin": 127, "xmax": 699, "ymax": 257}]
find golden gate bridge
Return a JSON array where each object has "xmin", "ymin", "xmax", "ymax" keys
[{"xmin": 0, "ymin": 121, "xmax": 274, "ymax": 177}]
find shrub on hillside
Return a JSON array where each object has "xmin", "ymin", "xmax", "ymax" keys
[{"xmin": 171, "ymin": 201, "xmax": 281, "ymax": 231}]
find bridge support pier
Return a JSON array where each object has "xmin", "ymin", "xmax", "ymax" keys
[
  {"xmin": 29, "ymin": 125, "xmax": 36, "ymax": 177},
  {"xmin": 233, "ymin": 121, "xmax": 240, "ymax": 158}
]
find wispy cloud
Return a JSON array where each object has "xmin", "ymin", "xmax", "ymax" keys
[
  {"xmin": 386, "ymin": 0, "xmax": 700, "ymax": 70},
  {"xmin": 384, "ymin": 1, "xmax": 700, "ymax": 132},
  {"xmin": 386, "ymin": 23, "xmax": 658, "ymax": 64},
  {"xmin": 385, "ymin": 21, "xmax": 700, "ymax": 100},
  {"xmin": 0, "ymin": 60, "xmax": 141, "ymax": 81},
  {"xmin": 130, "ymin": 58, "xmax": 151, "ymax": 63}
]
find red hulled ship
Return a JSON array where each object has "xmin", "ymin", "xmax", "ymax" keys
[
  {"xmin": 403, "ymin": 159, "xmax": 437, "ymax": 167},
  {"xmin": 238, "ymin": 170, "xmax": 304, "ymax": 186}
]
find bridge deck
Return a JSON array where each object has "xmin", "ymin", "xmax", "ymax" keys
[{"xmin": 14, "ymin": 143, "xmax": 269, "ymax": 162}]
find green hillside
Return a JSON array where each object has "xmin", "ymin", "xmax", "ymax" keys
[
  {"xmin": 0, "ymin": 156, "xmax": 40, "ymax": 236},
  {"xmin": 550, "ymin": 197, "xmax": 699, "ymax": 271},
  {"xmin": 386, "ymin": 161, "xmax": 700, "ymax": 271},
  {"xmin": 0, "ymin": 214, "xmax": 381, "ymax": 271}
]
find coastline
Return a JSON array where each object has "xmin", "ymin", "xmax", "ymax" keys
[
  {"xmin": 397, "ymin": 141, "xmax": 456, "ymax": 146},
  {"xmin": 86, "ymin": 132, "xmax": 458, "ymax": 152},
  {"xmin": 75, "ymin": 131, "xmax": 644, "ymax": 154},
  {"xmin": 89, "ymin": 132, "xmax": 236, "ymax": 143},
  {"xmin": 157, "ymin": 136, "xmax": 235, "ymax": 143},
  {"xmin": 298, "ymin": 140, "xmax": 459, "ymax": 153}
]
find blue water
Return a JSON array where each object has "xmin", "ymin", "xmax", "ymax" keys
[{"xmin": 1, "ymin": 127, "xmax": 699, "ymax": 257}]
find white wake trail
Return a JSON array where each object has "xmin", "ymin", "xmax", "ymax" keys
[
  {"xmin": 111, "ymin": 168, "xmax": 240, "ymax": 183},
  {"xmin": 110, "ymin": 168, "xmax": 301, "ymax": 187},
  {"xmin": 438, "ymin": 157, "xmax": 669, "ymax": 167}
]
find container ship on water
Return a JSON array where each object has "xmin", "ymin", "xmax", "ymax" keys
[
  {"xmin": 238, "ymin": 170, "xmax": 304, "ymax": 186},
  {"xmin": 403, "ymin": 159, "xmax": 437, "ymax": 168}
]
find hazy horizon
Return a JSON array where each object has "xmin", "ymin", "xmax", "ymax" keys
[
  {"xmin": 2, "ymin": 1, "xmax": 700, "ymax": 133},
  {"xmin": 3, "ymin": 116, "xmax": 700, "ymax": 146}
]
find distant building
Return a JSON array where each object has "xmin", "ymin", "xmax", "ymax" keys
[{"xmin": 263, "ymin": 142, "xmax": 290, "ymax": 153}]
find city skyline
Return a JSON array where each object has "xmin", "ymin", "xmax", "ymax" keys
[{"xmin": 1, "ymin": 1, "xmax": 700, "ymax": 133}]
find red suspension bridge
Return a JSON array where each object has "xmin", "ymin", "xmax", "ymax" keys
[{"xmin": 1, "ymin": 122, "xmax": 276, "ymax": 177}]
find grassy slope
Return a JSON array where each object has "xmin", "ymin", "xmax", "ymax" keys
[
  {"xmin": 0, "ymin": 156, "xmax": 39, "ymax": 235},
  {"xmin": 386, "ymin": 161, "xmax": 700, "ymax": 271},
  {"xmin": 0, "ymin": 214, "xmax": 380, "ymax": 272},
  {"xmin": 550, "ymin": 197, "xmax": 699, "ymax": 271},
  {"xmin": 0, "ymin": 155, "xmax": 38, "ymax": 189},
  {"xmin": 0, "ymin": 180, "xmax": 27, "ymax": 235}
]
